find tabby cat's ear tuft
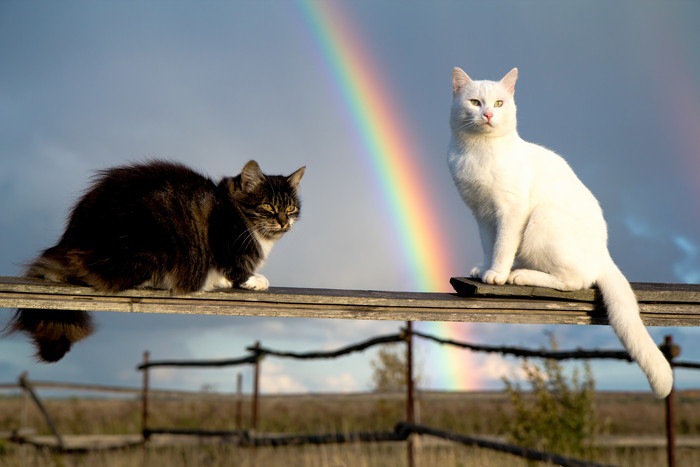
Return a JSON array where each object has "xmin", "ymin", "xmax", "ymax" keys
[
  {"xmin": 452, "ymin": 67, "xmax": 472, "ymax": 95},
  {"xmin": 241, "ymin": 160, "xmax": 265, "ymax": 192},
  {"xmin": 287, "ymin": 166, "xmax": 306, "ymax": 188},
  {"xmin": 500, "ymin": 68, "xmax": 518, "ymax": 95}
]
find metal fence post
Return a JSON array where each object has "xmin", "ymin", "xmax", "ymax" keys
[{"xmin": 662, "ymin": 335, "xmax": 680, "ymax": 467}]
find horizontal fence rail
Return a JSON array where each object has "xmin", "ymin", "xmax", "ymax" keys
[
  {"xmin": 139, "ymin": 329, "xmax": 699, "ymax": 370},
  {"xmin": 412, "ymin": 330, "xmax": 633, "ymax": 362},
  {"xmin": 2, "ymin": 276, "xmax": 700, "ymax": 326},
  {"xmin": 396, "ymin": 423, "xmax": 615, "ymax": 467}
]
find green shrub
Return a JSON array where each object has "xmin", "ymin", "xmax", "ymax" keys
[
  {"xmin": 500, "ymin": 335, "xmax": 599, "ymax": 458},
  {"xmin": 370, "ymin": 343, "xmax": 423, "ymax": 392}
]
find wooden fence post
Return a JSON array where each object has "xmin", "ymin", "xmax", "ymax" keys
[
  {"xmin": 405, "ymin": 321, "xmax": 415, "ymax": 467},
  {"xmin": 236, "ymin": 372, "xmax": 243, "ymax": 431},
  {"xmin": 252, "ymin": 341, "xmax": 261, "ymax": 431},
  {"xmin": 141, "ymin": 351, "xmax": 150, "ymax": 441},
  {"xmin": 18, "ymin": 372, "xmax": 65, "ymax": 451}
]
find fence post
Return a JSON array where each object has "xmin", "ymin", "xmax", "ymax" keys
[
  {"xmin": 661, "ymin": 335, "xmax": 680, "ymax": 467},
  {"xmin": 405, "ymin": 321, "xmax": 415, "ymax": 467},
  {"xmin": 18, "ymin": 372, "xmax": 65, "ymax": 451},
  {"xmin": 236, "ymin": 372, "xmax": 243, "ymax": 431},
  {"xmin": 252, "ymin": 341, "xmax": 261, "ymax": 431},
  {"xmin": 141, "ymin": 351, "xmax": 151, "ymax": 441}
]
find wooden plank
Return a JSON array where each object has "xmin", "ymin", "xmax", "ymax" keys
[
  {"xmin": 451, "ymin": 277, "xmax": 599, "ymax": 302},
  {"xmin": 0, "ymin": 276, "xmax": 699, "ymax": 327},
  {"xmin": 450, "ymin": 277, "xmax": 700, "ymax": 303}
]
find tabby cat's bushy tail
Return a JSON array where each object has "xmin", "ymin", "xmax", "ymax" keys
[
  {"xmin": 7, "ymin": 309, "xmax": 94, "ymax": 362},
  {"xmin": 597, "ymin": 257, "xmax": 673, "ymax": 398},
  {"xmin": 5, "ymin": 248, "xmax": 95, "ymax": 362}
]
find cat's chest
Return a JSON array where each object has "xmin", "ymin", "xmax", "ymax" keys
[
  {"xmin": 450, "ymin": 149, "xmax": 526, "ymax": 210},
  {"xmin": 253, "ymin": 233, "xmax": 276, "ymax": 261}
]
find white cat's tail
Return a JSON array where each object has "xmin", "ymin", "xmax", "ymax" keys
[{"xmin": 596, "ymin": 258, "xmax": 673, "ymax": 398}]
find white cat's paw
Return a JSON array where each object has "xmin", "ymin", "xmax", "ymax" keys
[
  {"xmin": 482, "ymin": 269, "xmax": 508, "ymax": 285},
  {"xmin": 469, "ymin": 267, "xmax": 482, "ymax": 279},
  {"xmin": 240, "ymin": 274, "xmax": 270, "ymax": 291}
]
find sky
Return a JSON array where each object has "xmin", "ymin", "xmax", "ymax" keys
[{"xmin": 1, "ymin": 0, "xmax": 700, "ymax": 397}]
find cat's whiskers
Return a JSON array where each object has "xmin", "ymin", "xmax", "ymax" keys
[
  {"xmin": 242, "ymin": 230, "xmax": 259, "ymax": 249},
  {"xmin": 455, "ymin": 119, "xmax": 478, "ymax": 132},
  {"xmin": 231, "ymin": 224, "xmax": 258, "ymax": 253}
]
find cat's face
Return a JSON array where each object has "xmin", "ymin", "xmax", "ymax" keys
[
  {"xmin": 253, "ymin": 186, "xmax": 301, "ymax": 239},
  {"xmin": 237, "ymin": 161, "xmax": 305, "ymax": 240},
  {"xmin": 450, "ymin": 67, "xmax": 518, "ymax": 137}
]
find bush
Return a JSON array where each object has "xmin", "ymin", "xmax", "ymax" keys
[
  {"xmin": 370, "ymin": 343, "xmax": 423, "ymax": 392},
  {"xmin": 500, "ymin": 335, "xmax": 599, "ymax": 458}
]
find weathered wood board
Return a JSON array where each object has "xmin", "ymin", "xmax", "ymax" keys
[
  {"xmin": 0, "ymin": 276, "xmax": 699, "ymax": 327},
  {"xmin": 450, "ymin": 277, "xmax": 700, "ymax": 304}
]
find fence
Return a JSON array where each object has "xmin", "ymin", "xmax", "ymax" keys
[
  {"xmin": 3, "ymin": 275, "xmax": 700, "ymax": 467},
  {"xmin": 137, "ymin": 324, "xmax": 696, "ymax": 467},
  {"xmin": 5, "ymin": 330, "xmax": 697, "ymax": 466}
]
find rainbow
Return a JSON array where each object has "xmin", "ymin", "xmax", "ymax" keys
[{"xmin": 295, "ymin": 0, "xmax": 482, "ymax": 390}]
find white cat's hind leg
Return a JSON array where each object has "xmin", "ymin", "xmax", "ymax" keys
[
  {"xmin": 508, "ymin": 269, "xmax": 587, "ymax": 292},
  {"xmin": 240, "ymin": 273, "xmax": 270, "ymax": 291}
]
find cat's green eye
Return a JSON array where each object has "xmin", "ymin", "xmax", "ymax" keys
[
  {"xmin": 286, "ymin": 206, "xmax": 298, "ymax": 214},
  {"xmin": 261, "ymin": 203, "xmax": 275, "ymax": 213},
  {"xmin": 469, "ymin": 99, "xmax": 481, "ymax": 107},
  {"xmin": 494, "ymin": 100, "xmax": 504, "ymax": 108}
]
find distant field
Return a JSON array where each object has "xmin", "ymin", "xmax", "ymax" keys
[
  {"xmin": 1, "ymin": 390, "xmax": 700, "ymax": 466},
  {"xmin": 5, "ymin": 389, "xmax": 700, "ymax": 436}
]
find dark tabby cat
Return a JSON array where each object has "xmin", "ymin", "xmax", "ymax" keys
[{"xmin": 6, "ymin": 160, "xmax": 305, "ymax": 362}]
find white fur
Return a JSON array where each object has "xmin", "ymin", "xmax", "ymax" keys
[
  {"xmin": 254, "ymin": 232, "xmax": 276, "ymax": 262},
  {"xmin": 139, "ymin": 273, "xmax": 176, "ymax": 291},
  {"xmin": 201, "ymin": 269, "xmax": 233, "ymax": 292},
  {"xmin": 235, "ymin": 232, "xmax": 277, "ymax": 291},
  {"xmin": 447, "ymin": 67, "xmax": 673, "ymax": 398},
  {"xmin": 240, "ymin": 273, "xmax": 270, "ymax": 291}
]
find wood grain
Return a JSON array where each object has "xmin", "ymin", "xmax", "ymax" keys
[{"xmin": 1, "ymin": 276, "xmax": 699, "ymax": 327}]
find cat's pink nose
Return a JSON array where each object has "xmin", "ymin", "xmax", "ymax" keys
[{"xmin": 484, "ymin": 111, "xmax": 493, "ymax": 122}]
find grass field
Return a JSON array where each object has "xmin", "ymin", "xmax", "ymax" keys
[{"xmin": 1, "ymin": 389, "xmax": 700, "ymax": 466}]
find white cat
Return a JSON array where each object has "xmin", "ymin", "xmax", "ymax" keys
[{"xmin": 447, "ymin": 67, "xmax": 673, "ymax": 398}]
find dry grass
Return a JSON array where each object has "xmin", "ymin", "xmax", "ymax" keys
[
  {"xmin": 0, "ymin": 442, "xmax": 545, "ymax": 467},
  {"xmin": 3, "ymin": 440, "xmax": 700, "ymax": 467},
  {"xmin": 2, "ymin": 390, "xmax": 700, "ymax": 466}
]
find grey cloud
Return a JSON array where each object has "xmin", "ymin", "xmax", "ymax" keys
[{"xmin": 1, "ymin": 0, "xmax": 699, "ymax": 393}]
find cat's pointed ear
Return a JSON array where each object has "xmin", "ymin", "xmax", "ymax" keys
[
  {"xmin": 452, "ymin": 67, "xmax": 472, "ymax": 95},
  {"xmin": 500, "ymin": 68, "xmax": 518, "ymax": 95},
  {"xmin": 287, "ymin": 166, "xmax": 306, "ymax": 188},
  {"xmin": 240, "ymin": 160, "xmax": 265, "ymax": 192}
]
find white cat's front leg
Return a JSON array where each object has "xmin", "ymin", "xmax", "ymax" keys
[
  {"xmin": 484, "ymin": 210, "xmax": 528, "ymax": 285},
  {"xmin": 240, "ymin": 273, "xmax": 270, "ymax": 291},
  {"xmin": 471, "ymin": 223, "xmax": 494, "ymax": 280}
]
